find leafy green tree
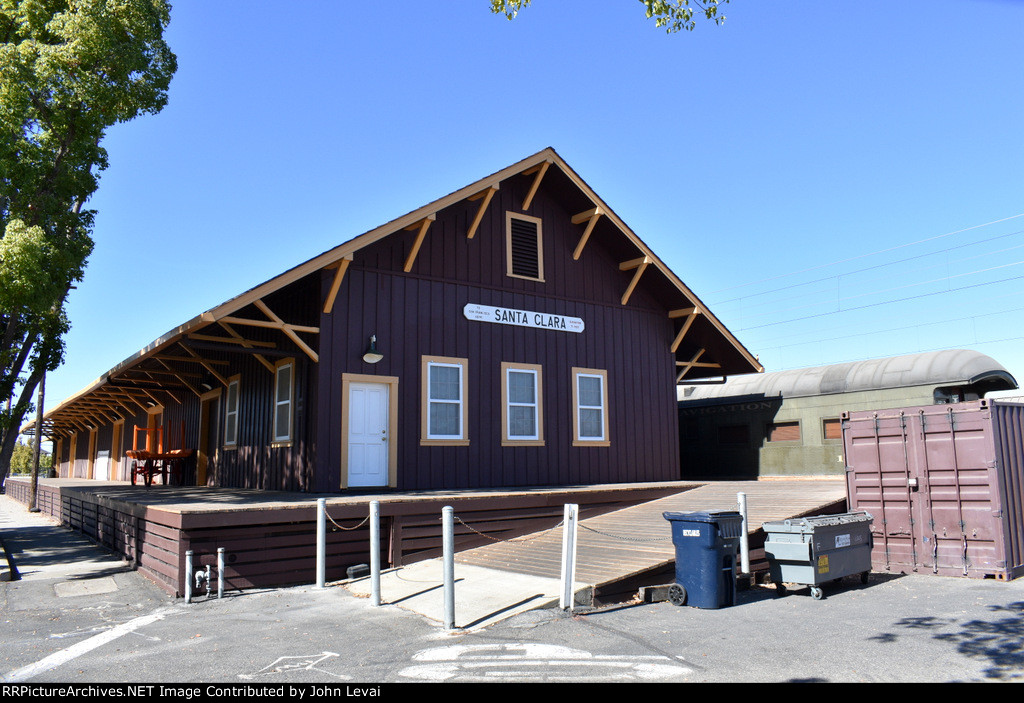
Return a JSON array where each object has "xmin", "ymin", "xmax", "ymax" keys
[
  {"xmin": 490, "ymin": 0, "xmax": 729, "ymax": 33},
  {"xmin": 10, "ymin": 439, "xmax": 33, "ymax": 473},
  {"xmin": 0, "ymin": 0, "xmax": 176, "ymax": 484},
  {"xmin": 9, "ymin": 437, "xmax": 49, "ymax": 473}
]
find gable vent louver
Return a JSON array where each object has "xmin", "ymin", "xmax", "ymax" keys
[{"xmin": 509, "ymin": 217, "xmax": 540, "ymax": 279}]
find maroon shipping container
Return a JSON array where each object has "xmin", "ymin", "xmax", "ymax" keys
[{"xmin": 843, "ymin": 399, "xmax": 1024, "ymax": 580}]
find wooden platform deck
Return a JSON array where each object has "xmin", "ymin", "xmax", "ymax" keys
[
  {"xmin": 455, "ymin": 478, "xmax": 848, "ymax": 603},
  {"xmin": 3, "ymin": 477, "xmax": 845, "ymax": 601},
  {"xmin": 2, "ymin": 476, "xmax": 694, "ymax": 596}
]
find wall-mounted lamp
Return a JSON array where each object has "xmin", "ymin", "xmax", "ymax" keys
[{"xmin": 362, "ymin": 335, "xmax": 383, "ymax": 364}]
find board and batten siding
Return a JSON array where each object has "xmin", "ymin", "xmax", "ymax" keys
[
  {"xmin": 199, "ymin": 281, "xmax": 319, "ymax": 492},
  {"xmin": 316, "ymin": 176, "xmax": 681, "ymax": 491}
]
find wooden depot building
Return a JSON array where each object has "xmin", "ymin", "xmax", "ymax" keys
[{"xmin": 38, "ymin": 148, "xmax": 763, "ymax": 494}]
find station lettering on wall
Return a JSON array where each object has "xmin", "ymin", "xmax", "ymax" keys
[{"xmin": 463, "ymin": 303, "xmax": 585, "ymax": 334}]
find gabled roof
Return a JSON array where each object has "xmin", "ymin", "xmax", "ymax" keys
[
  {"xmin": 31, "ymin": 147, "xmax": 762, "ymax": 437},
  {"xmin": 678, "ymin": 349, "xmax": 1017, "ymax": 402}
]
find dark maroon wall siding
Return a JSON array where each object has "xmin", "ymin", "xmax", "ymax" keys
[
  {"xmin": 316, "ymin": 176, "xmax": 681, "ymax": 491},
  {"xmin": 203, "ymin": 279, "xmax": 319, "ymax": 492},
  {"xmin": 54, "ymin": 170, "xmax": 685, "ymax": 494}
]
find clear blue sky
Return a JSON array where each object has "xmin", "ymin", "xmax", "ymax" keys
[{"xmin": 44, "ymin": 0, "xmax": 1024, "ymax": 418}]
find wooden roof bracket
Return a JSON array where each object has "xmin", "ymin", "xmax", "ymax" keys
[
  {"xmin": 670, "ymin": 307, "xmax": 702, "ymax": 353},
  {"xmin": 466, "ymin": 185, "xmax": 499, "ymax": 240},
  {"xmin": 168, "ymin": 343, "xmax": 230, "ymax": 387},
  {"xmin": 521, "ymin": 160, "xmax": 551, "ymax": 211},
  {"xmin": 571, "ymin": 207, "xmax": 603, "ymax": 260},
  {"xmin": 215, "ymin": 301, "xmax": 320, "ymax": 364},
  {"xmin": 323, "ymin": 254, "xmax": 354, "ymax": 314},
  {"xmin": 93, "ymin": 391, "xmax": 145, "ymax": 416},
  {"xmin": 135, "ymin": 385, "xmax": 177, "ymax": 407},
  {"xmin": 619, "ymin": 255, "xmax": 650, "ymax": 305},
  {"xmin": 93, "ymin": 388, "xmax": 148, "ymax": 413},
  {"xmin": 254, "ymin": 299, "xmax": 320, "ymax": 363},
  {"xmin": 677, "ymin": 348, "xmax": 717, "ymax": 382},
  {"xmin": 213, "ymin": 321, "xmax": 276, "ymax": 373},
  {"xmin": 154, "ymin": 358, "xmax": 202, "ymax": 397},
  {"xmin": 403, "ymin": 214, "xmax": 436, "ymax": 272}
]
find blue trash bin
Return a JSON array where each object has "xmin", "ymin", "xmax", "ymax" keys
[{"xmin": 663, "ymin": 510, "xmax": 744, "ymax": 609}]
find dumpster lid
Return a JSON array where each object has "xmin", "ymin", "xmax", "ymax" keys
[
  {"xmin": 763, "ymin": 511, "xmax": 873, "ymax": 532},
  {"xmin": 663, "ymin": 510, "xmax": 742, "ymax": 523}
]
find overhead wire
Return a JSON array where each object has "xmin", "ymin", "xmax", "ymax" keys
[
  {"xmin": 708, "ymin": 212, "xmax": 1024, "ymax": 296},
  {"xmin": 711, "ymin": 226, "xmax": 1024, "ymax": 313}
]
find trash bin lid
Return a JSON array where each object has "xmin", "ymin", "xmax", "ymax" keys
[
  {"xmin": 663, "ymin": 510, "xmax": 742, "ymax": 524},
  {"xmin": 763, "ymin": 511, "xmax": 874, "ymax": 534}
]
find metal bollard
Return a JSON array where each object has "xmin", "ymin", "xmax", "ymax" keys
[
  {"xmin": 442, "ymin": 506, "xmax": 455, "ymax": 630},
  {"xmin": 316, "ymin": 498, "xmax": 326, "ymax": 588},
  {"xmin": 738, "ymin": 492, "xmax": 750, "ymax": 574},
  {"xmin": 217, "ymin": 547, "xmax": 225, "ymax": 599},
  {"xmin": 560, "ymin": 504, "xmax": 579, "ymax": 610},
  {"xmin": 370, "ymin": 500, "xmax": 381, "ymax": 607},
  {"xmin": 185, "ymin": 550, "xmax": 193, "ymax": 604}
]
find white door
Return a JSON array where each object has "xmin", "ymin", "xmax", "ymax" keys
[
  {"xmin": 347, "ymin": 382, "xmax": 390, "ymax": 487},
  {"xmin": 94, "ymin": 450, "xmax": 110, "ymax": 481}
]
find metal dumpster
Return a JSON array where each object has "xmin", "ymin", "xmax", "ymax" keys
[
  {"xmin": 663, "ymin": 510, "xmax": 744, "ymax": 609},
  {"xmin": 764, "ymin": 512, "xmax": 873, "ymax": 600}
]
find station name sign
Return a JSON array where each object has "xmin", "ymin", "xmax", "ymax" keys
[{"xmin": 463, "ymin": 303, "xmax": 585, "ymax": 333}]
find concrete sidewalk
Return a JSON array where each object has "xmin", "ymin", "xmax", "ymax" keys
[
  {"xmin": 344, "ymin": 560, "xmax": 583, "ymax": 631},
  {"xmin": 0, "ymin": 493, "xmax": 131, "ymax": 586}
]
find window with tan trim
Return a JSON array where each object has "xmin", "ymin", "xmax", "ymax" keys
[
  {"xmin": 224, "ymin": 374, "xmax": 241, "ymax": 449},
  {"xmin": 572, "ymin": 367, "xmax": 610, "ymax": 446},
  {"xmin": 273, "ymin": 358, "xmax": 295, "ymax": 444},
  {"xmin": 421, "ymin": 356, "xmax": 469, "ymax": 445},
  {"xmin": 506, "ymin": 212, "xmax": 544, "ymax": 281},
  {"xmin": 501, "ymin": 362, "xmax": 543, "ymax": 445}
]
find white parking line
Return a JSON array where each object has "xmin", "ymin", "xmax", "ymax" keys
[{"xmin": 1, "ymin": 606, "xmax": 181, "ymax": 683}]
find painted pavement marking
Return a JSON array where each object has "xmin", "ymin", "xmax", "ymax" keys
[
  {"xmin": 238, "ymin": 652, "xmax": 349, "ymax": 680},
  {"xmin": 1, "ymin": 606, "xmax": 182, "ymax": 683},
  {"xmin": 399, "ymin": 643, "xmax": 693, "ymax": 682}
]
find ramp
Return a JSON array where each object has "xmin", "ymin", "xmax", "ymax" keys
[{"xmin": 346, "ymin": 479, "xmax": 847, "ymax": 628}]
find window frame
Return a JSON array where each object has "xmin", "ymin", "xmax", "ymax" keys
[
  {"xmin": 572, "ymin": 367, "xmax": 610, "ymax": 447},
  {"xmin": 766, "ymin": 420, "xmax": 802, "ymax": 443},
  {"xmin": 505, "ymin": 211, "xmax": 545, "ymax": 282},
  {"xmin": 421, "ymin": 356, "xmax": 470, "ymax": 446},
  {"xmin": 822, "ymin": 417, "xmax": 842, "ymax": 442},
  {"xmin": 223, "ymin": 374, "xmax": 241, "ymax": 449},
  {"xmin": 273, "ymin": 358, "xmax": 295, "ymax": 445},
  {"xmin": 501, "ymin": 361, "xmax": 544, "ymax": 446}
]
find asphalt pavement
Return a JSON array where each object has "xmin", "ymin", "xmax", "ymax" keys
[{"xmin": 3, "ymin": 492, "xmax": 1024, "ymax": 684}]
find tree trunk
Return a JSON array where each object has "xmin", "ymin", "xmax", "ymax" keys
[
  {"xmin": 29, "ymin": 372, "xmax": 44, "ymax": 511},
  {"xmin": 0, "ymin": 362, "xmax": 44, "ymax": 487}
]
